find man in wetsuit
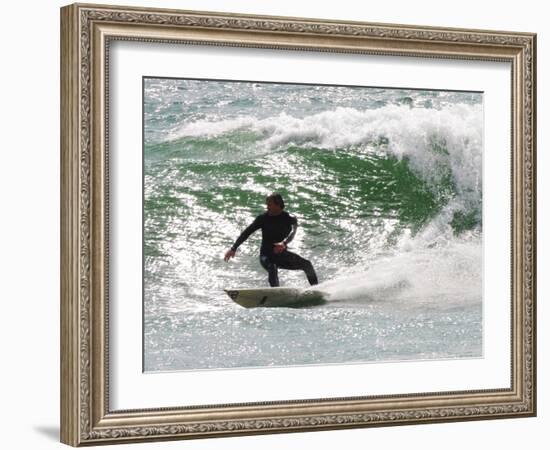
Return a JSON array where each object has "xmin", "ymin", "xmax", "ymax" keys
[{"xmin": 224, "ymin": 193, "xmax": 319, "ymax": 287}]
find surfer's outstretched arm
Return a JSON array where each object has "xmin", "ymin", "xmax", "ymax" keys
[
  {"xmin": 232, "ymin": 216, "xmax": 263, "ymax": 251},
  {"xmin": 224, "ymin": 215, "xmax": 263, "ymax": 261}
]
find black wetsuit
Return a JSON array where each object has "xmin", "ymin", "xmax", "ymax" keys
[{"xmin": 231, "ymin": 211, "xmax": 318, "ymax": 287}]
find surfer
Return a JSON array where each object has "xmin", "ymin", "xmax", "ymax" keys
[{"xmin": 224, "ymin": 193, "xmax": 319, "ymax": 287}]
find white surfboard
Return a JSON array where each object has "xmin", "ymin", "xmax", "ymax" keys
[{"xmin": 224, "ymin": 287, "xmax": 326, "ymax": 308}]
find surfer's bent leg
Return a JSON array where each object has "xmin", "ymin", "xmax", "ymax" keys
[
  {"xmin": 275, "ymin": 251, "xmax": 319, "ymax": 286},
  {"xmin": 259, "ymin": 255, "xmax": 279, "ymax": 287},
  {"xmin": 302, "ymin": 259, "xmax": 319, "ymax": 286}
]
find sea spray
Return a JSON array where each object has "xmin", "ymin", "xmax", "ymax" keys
[{"xmin": 316, "ymin": 234, "xmax": 481, "ymax": 309}]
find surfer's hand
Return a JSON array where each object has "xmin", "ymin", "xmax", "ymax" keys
[
  {"xmin": 273, "ymin": 242, "xmax": 286, "ymax": 254},
  {"xmin": 224, "ymin": 249, "xmax": 236, "ymax": 262}
]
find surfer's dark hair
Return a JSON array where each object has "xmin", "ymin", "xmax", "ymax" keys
[{"xmin": 266, "ymin": 193, "xmax": 285, "ymax": 209}]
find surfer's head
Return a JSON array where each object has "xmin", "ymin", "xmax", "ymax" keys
[{"xmin": 266, "ymin": 193, "xmax": 285, "ymax": 215}]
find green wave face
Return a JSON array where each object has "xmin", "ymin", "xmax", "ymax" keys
[{"xmin": 144, "ymin": 133, "xmax": 473, "ymax": 262}]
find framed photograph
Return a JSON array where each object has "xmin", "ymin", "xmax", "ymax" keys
[{"xmin": 60, "ymin": 3, "xmax": 536, "ymax": 446}]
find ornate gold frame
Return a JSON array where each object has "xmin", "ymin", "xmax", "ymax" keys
[{"xmin": 60, "ymin": 3, "xmax": 536, "ymax": 446}]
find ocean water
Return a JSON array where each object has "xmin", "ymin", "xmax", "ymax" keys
[{"xmin": 143, "ymin": 78, "xmax": 483, "ymax": 372}]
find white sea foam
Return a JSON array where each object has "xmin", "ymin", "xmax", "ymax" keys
[{"xmin": 168, "ymin": 104, "xmax": 482, "ymax": 201}]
